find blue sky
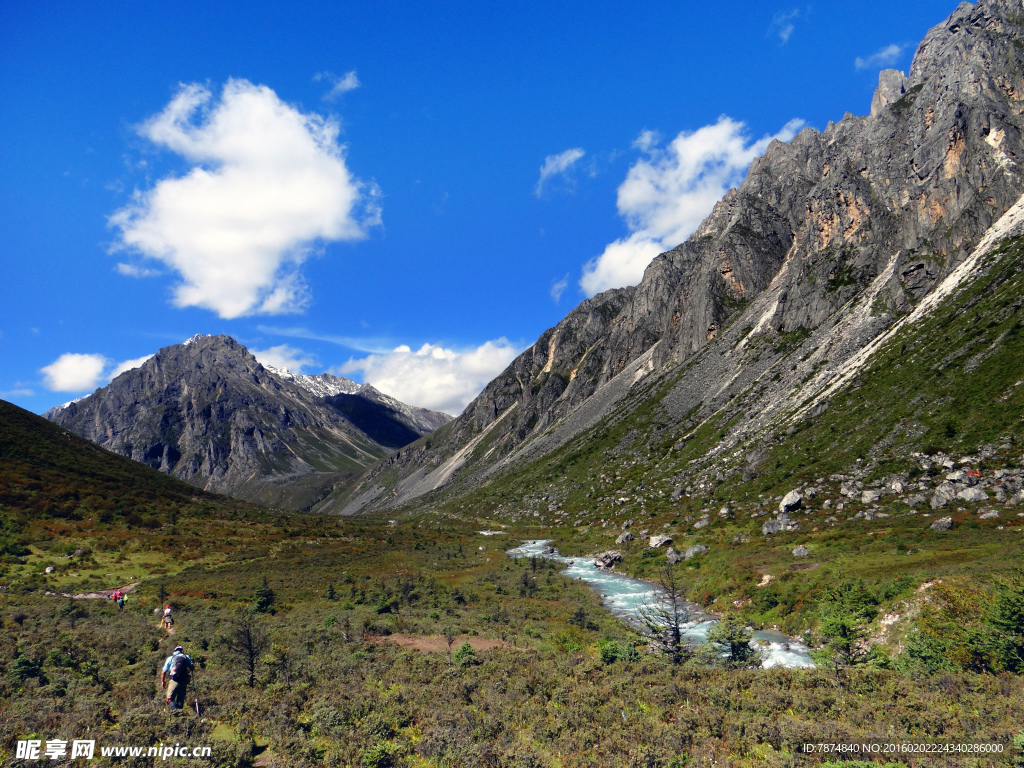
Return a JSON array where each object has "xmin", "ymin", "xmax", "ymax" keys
[{"xmin": 1, "ymin": 0, "xmax": 949, "ymax": 415}]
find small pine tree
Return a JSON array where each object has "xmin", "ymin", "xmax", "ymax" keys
[
  {"xmin": 703, "ymin": 614, "xmax": 762, "ymax": 669},
  {"xmin": 253, "ymin": 576, "xmax": 276, "ymax": 615},
  {"xmin": 325, "ymin": 583, "xmax": 337, "ymax": 601},
  {"xmin": 984, "ymin": 569, "xmax": 1024, "ymax": 672},
  {"xmin": 812, "ymin": 601, "xmax": 869, "ymax": 673}
]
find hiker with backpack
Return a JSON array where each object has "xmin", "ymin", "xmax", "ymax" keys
[
  {"xmin": 162, "ymin": 604, "xmax": 173, "ymax": 629},
  {"xmin": 161, "ymin": 645, "xmax": 194, "ymax": 710}
]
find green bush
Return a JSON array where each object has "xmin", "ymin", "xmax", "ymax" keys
[{"xmin": 452, "ymin": 641, "xmax": 478, "ymax": 667}]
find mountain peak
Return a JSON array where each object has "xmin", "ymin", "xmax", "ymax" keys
[{"xmin": 46, "ymin": 333, "xmax": 451, "ymax": 510}]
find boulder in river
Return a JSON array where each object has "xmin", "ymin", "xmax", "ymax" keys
[{"xmin": 593, "ymin": 550, "xmax": 623, "ymax": 569}]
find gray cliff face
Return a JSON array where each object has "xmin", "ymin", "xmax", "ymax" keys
[
  {"xmin": 336, "ymin": 0, "xmax": 1024, "ymax": 513},
  {"xmin": 617, "ymin": 0, "xmax": 1024, "ymax": 369},
  {"xmin": 46, "ymin": 335, "xmax": 451, "ymax": 510}
]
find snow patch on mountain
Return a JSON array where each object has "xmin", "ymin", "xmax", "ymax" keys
[
  {"xmin": 264, "ymin": 366, "xmax": 362, "ymax": 398},
  {"xmin": 43, "ymin": 396, "xmax": 88, "ymax": 420}
]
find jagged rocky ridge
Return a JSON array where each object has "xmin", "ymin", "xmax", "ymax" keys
[
  {"xmin": 46, "ymin": 335, "xmax": 451, "ymax": 511},
  {"xmin": 331, "ymin": 0, "xmax": 1024, "ymax": 515}
]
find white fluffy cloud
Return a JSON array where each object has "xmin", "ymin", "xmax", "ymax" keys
[
  {"xmin": 110, "ymin": 79, "xmax": 381, "ymax": 319},
  {"xmin": 579, "ymin": 116, "xmax": 805, "ymax": 296},
  {"xmin": 337, "ymin": 339, "xmax": 520, "ymax": 415},
  {"xmin": 855, "ymin": 44, "xmax": 906, "ymax": 71},
  {"xmin": 252, "ymin": 344, "xmax": 317, "ymax": 373},
  {"xmin": 535, "ymin": 148, "xmax": 585, "ymax": 196},
  {"xmin": 40, "ymin": 354, "xmax": 109, "ymax": 392},
  {"xmin": 40, "ymin": 353, "xmax": 153, "ymax": 392}
]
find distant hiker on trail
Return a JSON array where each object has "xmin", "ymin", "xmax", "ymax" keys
[
  {"xmin": 162, "ymin": 604, "xmax": 173, "ymax": 629},
  {"xmin": 114, "ymin": 589, "xmax": 124, "ymax": 609},
  {"xmin": 161, "ymin": 645, "xmax": 193, "ymax": 710}
]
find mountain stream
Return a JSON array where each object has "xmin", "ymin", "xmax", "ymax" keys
[{"xmin": 506, "ymin": 539, "xmax": 814, "ymax": 668}]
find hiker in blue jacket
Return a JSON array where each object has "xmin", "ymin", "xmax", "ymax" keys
[{"xmin": 161, "ymin": 645, "xmax": 194, "ymax": 710}]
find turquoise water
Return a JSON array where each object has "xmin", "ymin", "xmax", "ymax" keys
[{"xmin": 507, "ymin": 539, "xmax": 814, "ymax": 668}]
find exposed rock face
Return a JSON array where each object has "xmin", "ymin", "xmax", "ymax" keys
[
  {"xmin": 46, "ymin": 335, "xmax": 451, "ymax": 510},
  {"xmin": 328, "ymin": 0, "xmax": 1024, "ymax": 515}
]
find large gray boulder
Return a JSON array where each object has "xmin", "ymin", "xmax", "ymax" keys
[
  {"xmin": 593, "ymin": 550, "xmax": 623, "ymax": 568},
  {"xmin": 762, "ymin": 512, "xmax": 799, "ymax": 535},
  {"xmin": 861, "ymin": 490, "xmax": 882, "ymax": 504},
  {"xmin": 930, "ymin": 516, "xmax": 954, "ymax": 532},
  {"xmin": 792, "ymin": 545, "xmax": 809, "ymax": 557},
  {"xmin": 666, "ymin": 547, "xmax": 683, "ymax": 565},
  {"xmin": 946, "ymin": 469, "xmax": 974, "ymax": 486},
  {"xmin": 779, "ymin": 491, "xmax": 802, "ymax": 513},
  {"xmin": 615, "ymin": 531, "xmax": 633, "ymax": 545},
  {"xmin": 931, "ymin": 482, "xmax": 956, "ymax": 509},
  {"xmin": 684, "ymin": 544, "xmax": 709, "ymax": 560},
  {"xmin": 649, "ymin": 534, "xmax": 673, "ymax": 548},
  {"xmin": 957, "ymin": 487, "xmax": 989, "ymax": 502}
]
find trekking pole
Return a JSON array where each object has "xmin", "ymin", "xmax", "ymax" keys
[{"xmin": 193, "ymin": 662, "xmax": 201, "ymax": 716}]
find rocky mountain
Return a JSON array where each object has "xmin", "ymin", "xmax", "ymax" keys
[
  {"xmin": 328, "ymin": 0, "xmax": 1024, "ymax": 515},
  {"xmin": 46, "ymin": 334, "xmax": 451, "ymax": 511}
]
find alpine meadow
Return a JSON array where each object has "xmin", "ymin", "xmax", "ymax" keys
[{"xmin": 7, "ymin": 1, "xmax": 1024, "ymax": 766}]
